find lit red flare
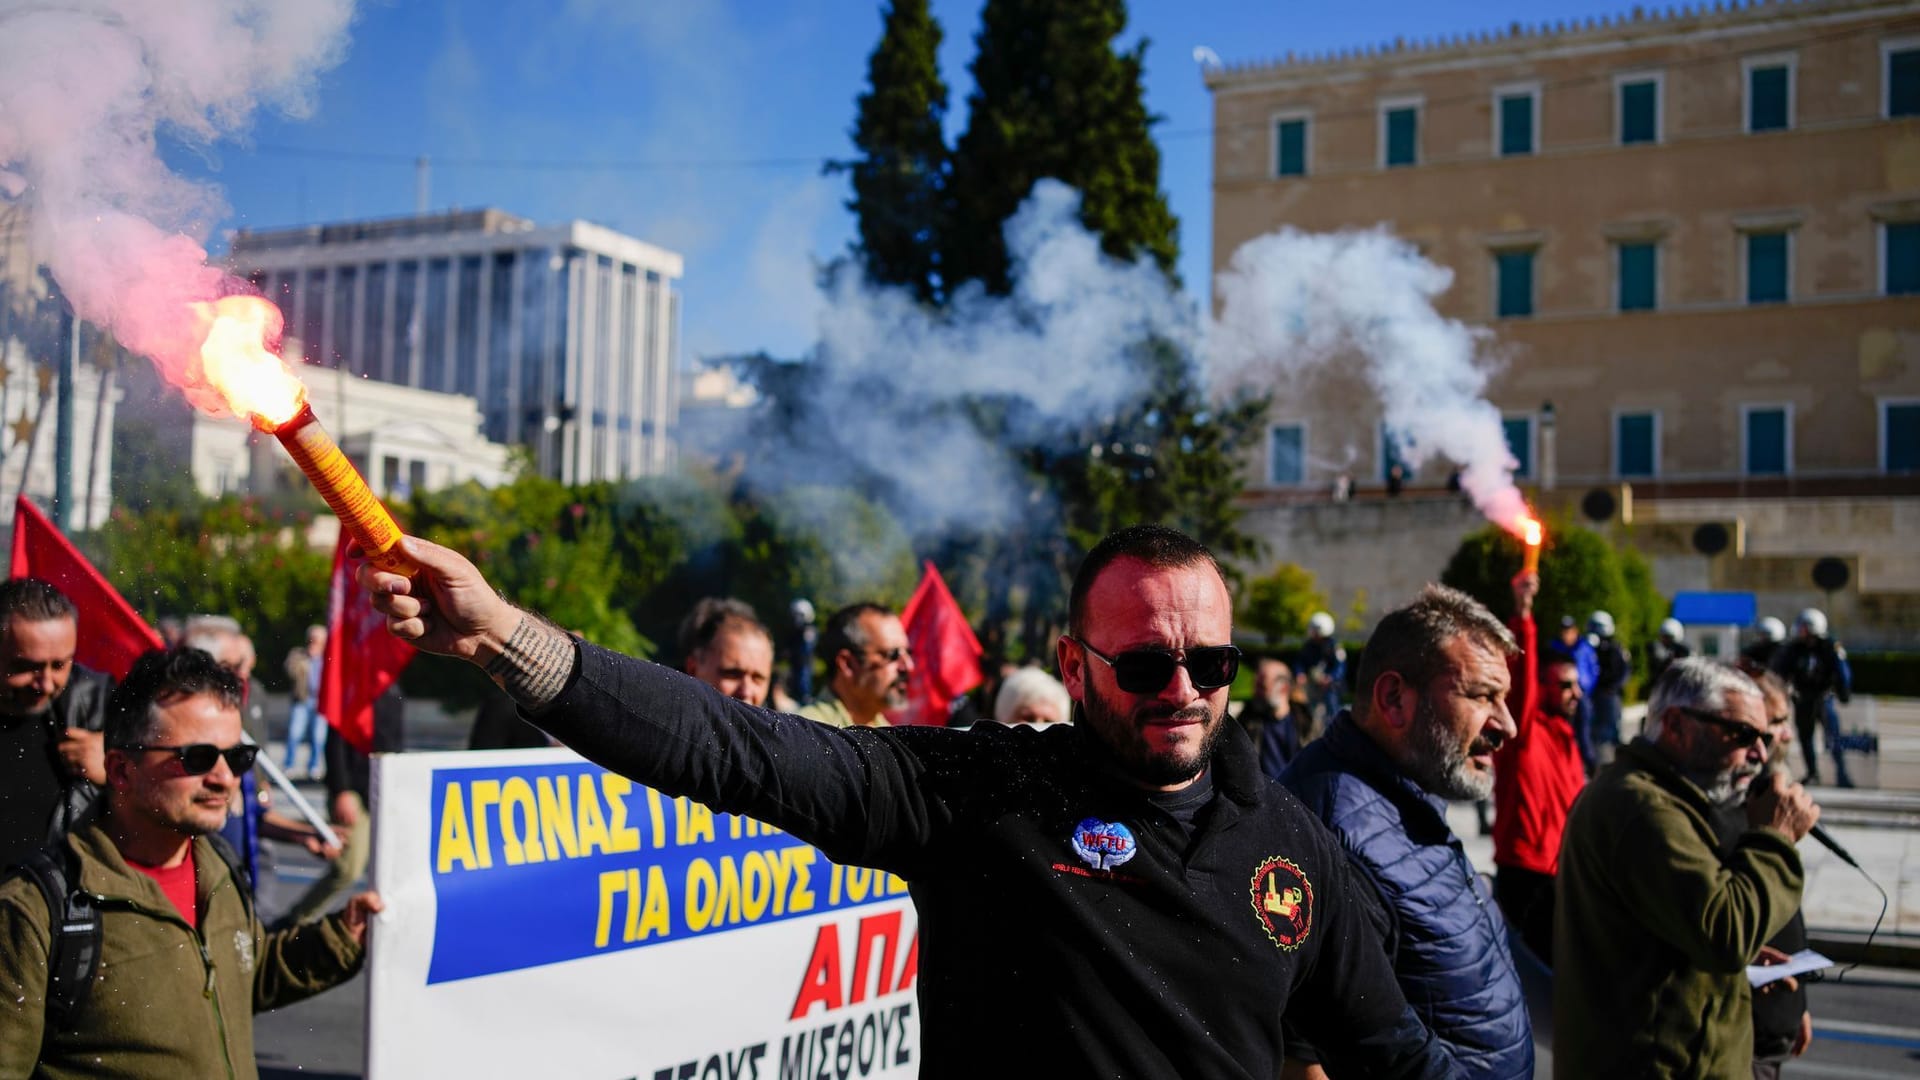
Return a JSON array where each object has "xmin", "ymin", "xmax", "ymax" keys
[
  {"xmin": 1515, "ymin": 514, "xmax": 1543, "ymax": 575},
  {"xmin": 196, "ymin": 295, "xmax": 417, "ymax": 577}
]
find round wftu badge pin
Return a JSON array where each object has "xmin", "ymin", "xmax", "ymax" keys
[
  {"xmin": 1250, "ymin": 854, "xmax": 1314, "ymax": 951},
  {"xmin": 1071, "ymin": 818, "xmax": 1137, "ymax": 872}
]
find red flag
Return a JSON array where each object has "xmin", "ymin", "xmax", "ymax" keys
[
  {"xmin": 898, "ymin": 561, "xmax": 983, "ymax": 727},
  {"xmin": 319, "ymin": 529, "xmax": 415, "ymax": 753},
  {"xmin": 9, "ymin": 495, "xmax": 163, "ymax": 679}
]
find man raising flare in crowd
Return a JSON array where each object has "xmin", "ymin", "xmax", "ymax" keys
[
  {"xmin": 1556, "ymin": 658, "xmax": 1815, "ymax": 1077},
  {"xmin": 356, "ymin": 524, "xmax": 1446, "ymax": 1078},
  {"xmin": 1491, "ymin": 571, "xmax": 1586, "ymax": 965}
]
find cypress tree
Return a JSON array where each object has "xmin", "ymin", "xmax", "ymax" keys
[
  {"xmin": 944, "ymin": 0, "xmax": 1177, "ymax": 294},
  {"xmin": 841, "ymin": 0, "xmax": 949, "ymax": 304}
]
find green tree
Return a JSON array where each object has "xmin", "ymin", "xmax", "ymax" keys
[
  {"xmin": 943, "ymin": 0, "xmax": 1177, "ymax": 295},
  {"xmin": 837, "ymin": 0, "xmax": 949, "ymax": 304},
  {"xmin": 1439, "ymin": 514, "xmax": 1666, "ymax": 694},
  {"xmin": 1238, "ymin": 562, "xmax": 1327, "ymax": 646},
  {"xmin": 95, "ymin": 496, "xmax": 330, "ymax": 687}
]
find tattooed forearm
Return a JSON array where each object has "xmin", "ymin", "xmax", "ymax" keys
[{"xmin": 482, "ymin": 612, "xmax": 576, "ymax": 709}]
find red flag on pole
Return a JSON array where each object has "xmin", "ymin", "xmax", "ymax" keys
[
  {"xmin": 319, "ymin": 530, "xmax": 415, "ymax": 754},
  {"xmin": 898, "ymin": 561, "xmax": 983, "ymax": 727},
  {"xmin": 9, "ymin": 494, "xmax": 163, "ymax": 680}
]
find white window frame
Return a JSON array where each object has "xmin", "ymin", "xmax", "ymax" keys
[
  {"xmin": 1739, "ymin": 402, "xmax": 1794, "ymax": 477},
  {"xmin": 1882, "ymin": 396, "xmax": 1920, "ymax": 473},
  {"xmin": 1613, "ymin": 408, "xmax": 1662, "ymax": 479},
  {"xmin": 1267, "ymin": 420, "xmax": 1309, "ymax": 487},
  {"xmin": 1502, "ymin": 413, "xmax": 1537, "ymax": 478},
  {"xmin": 1884, "ymin": 36, "xmax": 1920, "ymax": 119},
  {"xmin": 1614, "ymin": 70, "xmax": 1665, "ymax": 145},
  {"xmin": 1492, "ymin": 81, "xmax": 1542, "ymax": 157},
  {"xmin": 1614, "ymin": 239, "xmax": 1660, "ymax": 312},
  {"xmin": 1741, "ymin": 52, "xmax": 1797, "ymax": 133},
  {"xmin": 1270, "ymin": 108, "xmax": 1312, "ymax": 178},
  {"xmin": 1741, "ymin": 229, "xmax": 1794, "ymax": 304},
  {"xmin": 1378, "ymin": 94, "xmax": 1424, "ymax": 169}
]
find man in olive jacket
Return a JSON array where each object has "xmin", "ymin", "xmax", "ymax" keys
[
  {"xmin": 1554, "ymin": 658, "xmax": 1817, "ymax": 1079},
  {"xmin": 0, "ymin": 647, "xmax": 381, "ymax": 1080}
]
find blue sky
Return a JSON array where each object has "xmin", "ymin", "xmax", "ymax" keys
[{"xmin": 179, "ymin": 0, "xmax": 1622, "ymax": 365}]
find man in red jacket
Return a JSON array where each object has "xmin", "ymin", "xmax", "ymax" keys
[{"xmin": 1491, "ymin": 571, "xmax": 1586, "ymax": 965}]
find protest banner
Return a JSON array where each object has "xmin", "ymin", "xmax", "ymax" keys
[{"xmin": 368, "ymin": 747, "xmax": 921, "ymax": 1079}]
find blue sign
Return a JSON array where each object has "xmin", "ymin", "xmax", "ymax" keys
[
  {"xmin": 1670, "ymin": 591, "xmax": 1757, "ymax": 627},
  {"xmin": 425, "ymin": 762, "xmax": 906, "ymax": 984}
]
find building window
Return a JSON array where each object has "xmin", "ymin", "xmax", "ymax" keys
[
  {"xmin": 1618, "ymin": 74, "xmax": 1661, "ymax": 145},
  {"xmin": 408, "ymin": 459, "xmax": 429, "ymax": 497},
  {"xmin": 1380, "ymin": 425, "xmax": 1412, "ymax": 484},
  {"xmin": 381, "ymin": 455, "xmax": 402, "ymax": 497},
  {"xmin": 1745, "ymin": 56, "xmax": 1793, "ymax": 132},
  {"xmin": 1503, "ymin": 416, "xmax": 1534, "ymax": 478},
  {"xmin": 1745, "ymin": 232, "xmax": 1790, "ymax": 304},
  {"xmin": 1381, "ymin": 99, "xmax": 1420, "ymax": 168},
  {"xmin": 1742, "ymin": 405, "xmax": 1791, "ymax": 476},
  {"xmin": 1495, "ymin": 85, "xmax": 1538, "ymax": 157},
  {"xmin": 1273, "ymin": 113, "xmax": 1309, "ymax": 177},
  {"xmin": 1617, "ymin": 242, "xmax": 1657, "ymax": 312},
  {"xmin": 1494, "ymin": 250, "xmax": 1535, "ymax": 318},
  {"xmin": 1886, "ymin": 222, "xmax": 1920, "ymax": 295},
  {"xmin": 1268, "ymin": 423, "xmax": 1305, "ymax": 486},
  {"xmin": 1888, "ymin": 40, "xmax": 1920, "ymax": 117},
  {"xmin": 1616, "ymin": 412, "xmax": 1658, "ymax": 478},
  {"xmin": 1885, "ymin": 400, "xmax": 1920, "ymax": 473}
]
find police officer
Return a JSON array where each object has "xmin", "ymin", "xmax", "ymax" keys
[{"xmin": 1770, "ymin": 609, "xmax": 1853, "ymax": 788}]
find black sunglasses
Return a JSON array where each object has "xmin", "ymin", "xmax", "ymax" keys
[
  {"xmin": 859, "ymin": 646, "xmax": 912, "ymax": 664},
  {"xmin": 1679, "ymin": 707, "xmax": 1774, "ymax": 751},
  {"xmin": 125, "ymin": 743, "xmax": 259, "ymax": 776},
  {"xmin": 1071, "ymin": 638, "xmax": 1241, "ymax": 695}
]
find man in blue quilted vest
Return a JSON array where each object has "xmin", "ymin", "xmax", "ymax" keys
[{"xmin": 1282, "ymin": 582, "xmax": 1533, "ymax": 1079}]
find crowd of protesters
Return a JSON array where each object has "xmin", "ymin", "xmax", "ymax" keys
[{"xmin": 0, "ymin": 519, "xmax": 1869, "ymax": 1077}]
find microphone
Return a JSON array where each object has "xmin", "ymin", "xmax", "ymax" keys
[{"xmin": 1808, "ymin": 823, "xmax": 1859, "ymax": 868}]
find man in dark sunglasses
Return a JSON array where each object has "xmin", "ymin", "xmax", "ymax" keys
[
  {"xmin": 0, "ymin": 646, "xmax": 382, "ymax": 1076},
  {"xmin": 1558, "ymin": 657, "xmax": 1818, "ymax": 1077},
  {"xmin": 358, "ymin": 523, "xmax": 1448, "ymax": 1078},
  {"xmin": 798, "ymin": 602, "xmax": 915, "ymax": 729}
]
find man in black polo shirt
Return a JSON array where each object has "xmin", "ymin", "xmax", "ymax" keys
[{"xmin": 355, "ymin": 524, "xmax": 1445, "ymax": 1079}]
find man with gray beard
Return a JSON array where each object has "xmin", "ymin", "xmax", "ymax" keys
[
  {"xmin": 1555, "ymin": 658, "xmax": 1816, "ymax": 1079},
  {"xmin": 1281, "ymin": 583, "xmax": 1532, "ymax": 1079}
]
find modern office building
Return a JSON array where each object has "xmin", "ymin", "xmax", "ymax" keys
[
  {"xmin": 227, "ymin": 208, "xmax": 684, "ymax": 484},
  {"xmin": 1206, "ymin": 0, "xmax": 1920, "ymax": 644}
]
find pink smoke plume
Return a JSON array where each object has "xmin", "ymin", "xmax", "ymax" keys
[{"xmin": 0, "ymin": 0, "xmax": 355, "ymax": 416}]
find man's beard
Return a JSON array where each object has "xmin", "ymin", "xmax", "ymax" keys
[
  {"xmin": 1685, "ymin": 746, "xmax": 1765, "ymax": 808},
  {"xmin": 1404, "ymin": 695, "xmax": 1499, "ymax": 801},
  {"xmin": 1080, "ymin": 688, "xmax": 1226, "ymax": 788}
]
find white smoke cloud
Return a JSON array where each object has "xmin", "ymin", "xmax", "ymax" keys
[
  {"xmin": 0, "ymin": 0, "xmax": 355, "ymax": 413},
  {"xmin": 1208, "ymin": 226, "xmax": 1529, "ymax": 531},
  {"xmin": 783, "ymin": 179, "xmax": 1198, "ymax": 531}
]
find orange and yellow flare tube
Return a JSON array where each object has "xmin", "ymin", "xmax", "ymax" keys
[
  {"xmin": 1519, "ymin": 516, "xmax": 1543, "ymax": 576},
  {"xmin": 255, "ymin": 403, "xmax": 418, "ymax": 577}
]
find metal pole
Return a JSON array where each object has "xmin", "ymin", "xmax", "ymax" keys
[
  {"xmin": 244, "ymin": 733, "xmax": 343, "ymax": 849},
  {"xmin": 54, "ymin": 305, "xmax": 75, "ymax": 529}
]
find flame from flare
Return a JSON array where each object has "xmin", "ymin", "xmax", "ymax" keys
[
  {"xmin": 191, "ymin": 295, "xmax": 307, "ymax": 428},
  {"xmin": 1517, "ymin": 515, "xmax": 1543, "ymax": 547}
]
